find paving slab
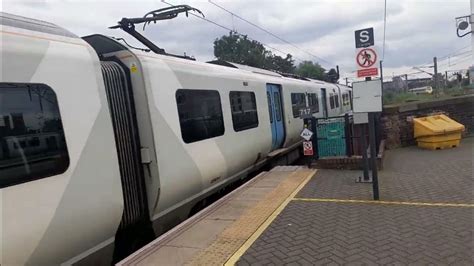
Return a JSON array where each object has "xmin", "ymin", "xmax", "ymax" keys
[
  {"xmin": 237, "ymin": 201, "xmax": 473, "ymax": 265},
  {"xmin": 118, "ymin": 166, "xmax": 316, "ymax": 266},
  {"xmin": 236, "ymin": 138, "xmax": 474, "ymax": 265}
]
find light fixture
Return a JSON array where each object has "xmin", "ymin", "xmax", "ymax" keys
[{"xmin": 456, "ymin": 15, "xmax": 472, "ymax": 38}]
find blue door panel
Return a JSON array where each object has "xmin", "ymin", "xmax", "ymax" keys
[
  {"xmin": 266, "ymin": 89, "xmax": 276, "ymax": 149},
  {"xmin": 266, "ymin": 84, "xmax": 285, "ymax": 150}
]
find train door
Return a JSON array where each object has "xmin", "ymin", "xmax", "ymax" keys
[
  {"xmin": 266, "ymin": 84, "xmax": 285, "ymax": 150},
  {"xmin": 321, "ymin": 88, "xmax": 328, "ymax": 118}
]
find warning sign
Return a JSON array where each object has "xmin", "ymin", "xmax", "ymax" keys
[
  {"xmin": 303, "ymin": 141, "xmax": 314, "ymax": 156},
  {"xmin": 357, "ymin": 68, "xmax": 378, "ymax": 77},
  {"xmin": 356, "ymin": 47, "xmax": 378, "ymax": 78},
  {"xmin": 300, "ymin": 128, "xmax": 314, "ymax": 141},
  {"xmin": 356, "ymin": 48, "xmax": 377, "ymax": 68}
]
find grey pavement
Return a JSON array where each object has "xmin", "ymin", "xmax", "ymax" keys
[{"xmin": 237, "ymin": 137, "xmax": 474, "ymax": 265}]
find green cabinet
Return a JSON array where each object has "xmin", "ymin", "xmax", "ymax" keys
[{"xmin": 316, "ymin": 117, "xmax": 347, "ymax": 157}]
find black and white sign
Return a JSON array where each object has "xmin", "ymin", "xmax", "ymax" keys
[
  {"xmin": 300, "ymin": 128, "xmax": 314, "ymax": 141},
  {"xmin": 354, "ymin": 28, "xmax": 374, "ymax": 48}
]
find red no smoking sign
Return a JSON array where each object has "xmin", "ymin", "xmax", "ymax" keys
[{"xmin": 356, "ymin": 48, "xmax": 377, "ymax": 68}]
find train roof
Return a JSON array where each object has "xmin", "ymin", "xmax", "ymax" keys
[{"xmin": 0, "ymin": 12, "xmax": 77, "ymax": 38}]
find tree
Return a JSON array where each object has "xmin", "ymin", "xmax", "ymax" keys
[
  {"xmin": 214, "ymin": 32, "xmax": 295, "ymax": 73},
  {"xmin": 214, "ymin": 32, "xmax": 269, "ymax": 68},
  {"xmin": 295, "ymin": 61, "xmax": 325, "ymax": 80},
  {"xmin": 266, "ymin": 54, "xmax": 295, "ymax": 73},
  {"xmin": 325, "ymin": 68, "xmax": 339, "ymax": 83}
]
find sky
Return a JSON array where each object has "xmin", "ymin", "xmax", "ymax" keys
[{"xmin": 2, "ymin": 0, "xmax": 473, "ymax": 82}]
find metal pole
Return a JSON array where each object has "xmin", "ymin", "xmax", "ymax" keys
[
  {"xmin": 471, "ymin": 1, "xmax": 474, "ymax": 66},
  {"xmin": 368, "ymin": 112, "xmax": 380, "ymax": 200},
  {"xmin": 311, "ymin": 117, "xmax": 318, "ymax": 160},
  {"xmin": 433, "ymin": 56, "xmax": 438, "ymax": 95},
  {"xmin": 361, "ymin": 125, "xmax": 370, "ymax": 181},
  {"xmin": 404, "ymin": 74, "xmax": 408, "ymax": 92},
  {"xmin": 445, "ymin": 71, "xmax": 448, "ymax": 88},
  {"xmin": 303, "ymin": 118, "xmax": 312, "ymax": 168},
  {"xmin": 380, "ymin": 60, "xmax": 384, "ymax": 104}
]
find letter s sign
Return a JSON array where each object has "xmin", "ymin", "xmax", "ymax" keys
[
  {"xmin": 355, "ymin": 28, "xmax": 374, "ymax": 48},
  {"xmin": 360, "ymin": 30, "xmax": 370, "ymax": 42}
]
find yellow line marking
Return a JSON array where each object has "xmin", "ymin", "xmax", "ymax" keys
[
  {"xmin": 224, "ymin": 170, "xmax": 316, "ymax": 266},
  {"xmin": 292, "ymin": 198, "xmax": 474, "ymax": 207}
]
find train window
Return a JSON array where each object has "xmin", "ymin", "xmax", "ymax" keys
[
  {"xmin": 274, "ymin": 92, "xmax": 282, "ymax": 121},
  {"xmin": 307, "ymin": 93, "xmax": 319, "ymax": 113},
  {"xmin": 291, "ymin": 93, "xmax": 306, "ymax": 118},
  {"xmin": 329, "ymin": 94, "xmax": 335, "ymax": 109},
  {"xmin": 176, "ymin": 89, "xmax": 225, "ymax": 143},
  {"xmin": 342, "ymin": 94, "xmax": 350, "ymax": 106},
  {"xmin": 335, "ymin": 94, "xmax": 340, "ymax": 108},
  {"xmin": 230, "ymin": 91, "xmax": 258, "ymax": 131},
  {"xmin": 0, "ymin": 83, "xmax": 69, "ymax": 188},
  {"xmin": 266, "ymin": 92, "xmax": 273, "ymax": 123}
]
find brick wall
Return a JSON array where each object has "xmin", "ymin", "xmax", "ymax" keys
[{"xmin": 381, "ymin": 95, "xmax": 474, "ymax": 149}]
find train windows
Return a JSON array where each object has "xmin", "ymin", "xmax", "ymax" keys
[
  {"xmin": 342, "ymin": 94, "xmax": 350, "ymax": 106},
  {"xmin": 307, "ymin": 93, "xmax": 319, "ymax": 113},
  {"xmin": 291, "ymin": 93, "xmax": 306, "ymax": 118},
  {"xmin": 176, "ymin": 89, "xmax": 225, "ymax": 143},
  {"xmin": 348, "ymin": 91, "xmax": 353, "ymax": 108},
  {"xmin": 329, "ymin": 94, "xmax": 335, "ymax": 109},
  {"xmin": 266, "ymin": 92, "xmax": 273, "ymax": 123},
  {"xmin": 230, "ymin": 91, "xmax": 258, "ymax": 131},
  {"xmin": 274, "ymin": 92, "xmax": 282, "ymax": 121},
  {"xmin": 0, "ymin": 83, "xmax": 69, "ymax": 188}
]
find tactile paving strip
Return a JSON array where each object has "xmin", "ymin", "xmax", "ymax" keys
[{"xmin": 187, "ymin": 168, "xmax": 316, "ymax": 266}]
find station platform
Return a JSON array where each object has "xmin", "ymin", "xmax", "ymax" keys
[
  {"xmin": 119, "ymin": 138, "xmax": 474, "ymax": 265},
  {"xmin": 118, "ymin": 166, "xmax": 316, "ymax": 266}
]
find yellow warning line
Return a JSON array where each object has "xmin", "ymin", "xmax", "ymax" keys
[
  {"xmin": 292, "ymin": 198, "xmax": 474, "ymax": 207},
  {"xmin": 224, "ymin": 170, "xmax": 315, "ymax": 266}
]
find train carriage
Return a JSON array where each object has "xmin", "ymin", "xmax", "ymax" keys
[{"xmin": 0, "ymin": 12, "xmax": 351, "ymax": 265}]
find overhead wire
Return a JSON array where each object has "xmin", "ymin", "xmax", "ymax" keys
[
  {"xmin": 207, "ymin": 0, "xmax": 336, "ymax": 68},
  {"xmin": 382, "ymin": 0, "xmax": 387, "ymax": 61},
  {"xmin": 415, "ymin": 45, "xmax": 471, "ymax": 68},
  {"xmin": 160, "ymin": 0, "xmax": 306, "ymax": 62}
]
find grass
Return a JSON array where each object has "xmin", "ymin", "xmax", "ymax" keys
[{"xmin": 383, "ymin": 87, "xmax": 474, "ymax": 106}]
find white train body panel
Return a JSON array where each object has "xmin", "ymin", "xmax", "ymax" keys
[
  {"xmin": 0, "ymin": 12, "xmax": 352, "ymax": 265},
  {"xmin": 0, "ymin": 15, "xmax": 123, "ymax": 265},
  {"xmin": 134, "ymin": 54, "xmax": 275, "ymax": 219}
]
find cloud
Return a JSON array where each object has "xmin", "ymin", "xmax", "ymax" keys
[{"xmin": 2, "ymin": 0, "xmax": 472, "ymax": 80}]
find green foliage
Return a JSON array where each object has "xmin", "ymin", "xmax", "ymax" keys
[
  {"xmin": 266, "ymin": 54, "xmax": 295, "ymax": 73},
  {"xmin": 295, "ymin": 61, "xmax": 325, "ymax": 80},
  {"xmin": 214, "ymin": 32, "xmax": 268, "ymax": 68},
  {"xmin": 325, "ymin": 68, "xmax": 339, "ymax": 83},
  {"xmin": 213, "ymin": 32, "xmax": 336, "ymax": 82},
  {"xmin": 383, "ymin": 88, "xmax": 474, "ymax": 106},
  {"xmin": 214, "ymin": 32, "xmax": 294, "ymax": 72}
]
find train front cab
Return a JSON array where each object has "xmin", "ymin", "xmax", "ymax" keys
[{"xmin": 0, "ymin": 14, "xmax": 124, "ymax": 265}]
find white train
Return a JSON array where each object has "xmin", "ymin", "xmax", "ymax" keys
[{"xmin": 0, "ymin": 11, "xmax": 352, "ymax": 265}]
